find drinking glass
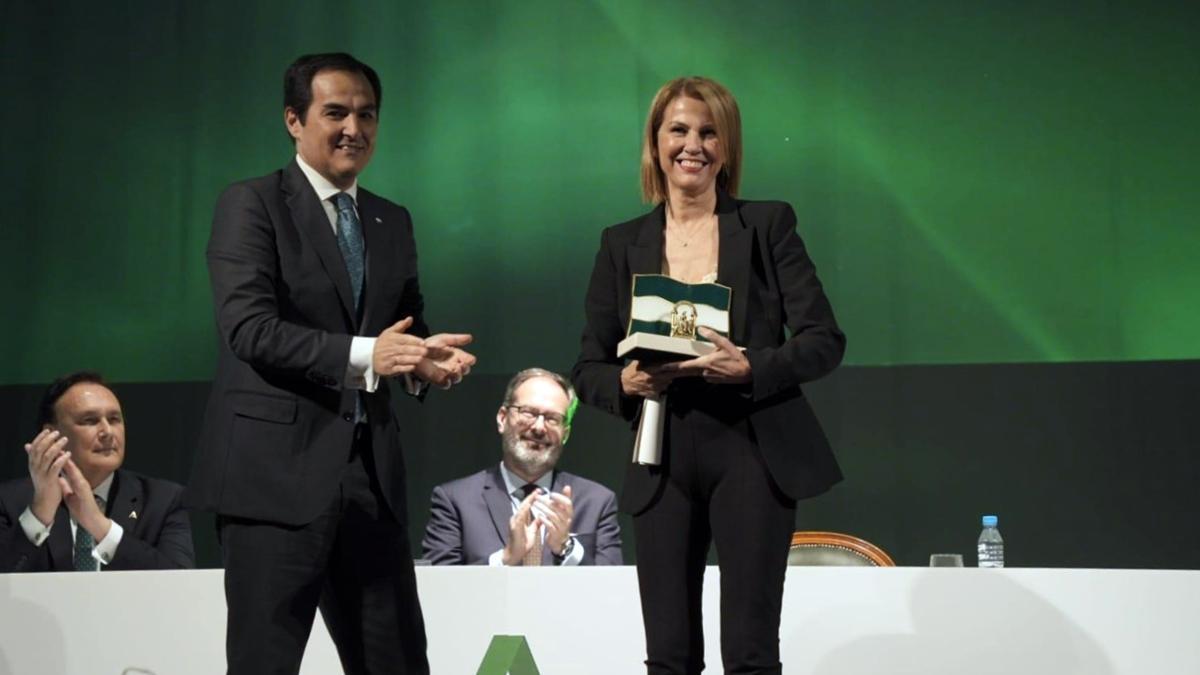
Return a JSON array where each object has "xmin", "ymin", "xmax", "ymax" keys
[{"xmin": 929, "ymin": 553, "xmax": 964, "ymax": 567}]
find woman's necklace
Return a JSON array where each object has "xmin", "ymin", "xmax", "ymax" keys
[{"xmin": 667, "ymin": 212, "xmax": 716, "ymax": 248}]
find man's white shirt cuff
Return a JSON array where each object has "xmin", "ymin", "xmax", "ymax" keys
[
  {"xmin": 346, "ymin": 337, "xmax": 379, "ymax": 392},
  {"xmin": 347, "ymin": 337, "xmax": 425, "ymax": 395},
  {"xmin": 404, "ymin": 373, "xmax": 428, "ymax": 396},
  {"xmin": 93, "ymin": 521, "xmax": 123, "ymax": 565},
  {"xmin": 18, "ymin": 507, "xmax": 51, "ymax": 546},
  {"xmin": 486, "ymin": 537, "xmax": 585, "ymax": 566}
]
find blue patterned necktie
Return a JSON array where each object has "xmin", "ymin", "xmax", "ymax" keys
[
  {"xmin": 332, "ymin": 192, "xmax": 365, "ymax": 316},
  {"xmin": 333, "ymin": 192, "xmax": 368, "ymax": 423},
  {"xmin": 73, "ymin": 495, "xmax": 104, "ymax": 572}
]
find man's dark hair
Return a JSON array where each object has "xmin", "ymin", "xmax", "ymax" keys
[
  {"xmin": 37, "ymin": 371, "xmax": 108, "ymax": 428},
  {"xmin": 283, "ymin": 52, "xmax": 382, "ymax": 130}
]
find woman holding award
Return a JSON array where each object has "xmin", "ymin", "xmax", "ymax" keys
[{"xmin": 571, "ymin": 77, "xmax": 846, "ymax": 674}]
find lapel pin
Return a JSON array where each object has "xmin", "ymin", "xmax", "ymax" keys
[
  {"xmin": 129, "ymin": 510, "xmax": 138, "ymax": 520},
  {"xmin": 374, "ymin": 217, "xmax": 382, "ymax": 223}
]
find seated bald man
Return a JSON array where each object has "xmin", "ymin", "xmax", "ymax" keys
[
  {"xmin": 422, "ymin": 368, "xmax": 622, "ymax": 566},
  {"xmin": 0, "ymin": 371, "xmax": 194, "ymax": 572}
]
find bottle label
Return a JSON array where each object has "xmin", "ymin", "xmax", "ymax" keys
[{"xmin": 977, "ymin": 543, "xmax": 1004, "ymax": 568}]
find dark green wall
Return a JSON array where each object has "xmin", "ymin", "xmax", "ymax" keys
[
  {"xmin": 2, "ymin": 1, "xmax": 1198, "ymax": 385},
  {"xmin": 1, "ymin": 2, "xmax": 1197, "ymax": 567}
]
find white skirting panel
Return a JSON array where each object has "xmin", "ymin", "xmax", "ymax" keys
[{"xmin": 0, "ymin": 567, "xmax": 1196, "ymax": 674}]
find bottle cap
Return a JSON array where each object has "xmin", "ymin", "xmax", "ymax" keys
[{"xmin": 982, "ymin": 515, "xmax": 998, "ymax": 527}]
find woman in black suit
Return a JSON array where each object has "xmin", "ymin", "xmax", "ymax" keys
[{"xmin": 571, "ymin": 77, "xmax": 846, "ymax": 674}]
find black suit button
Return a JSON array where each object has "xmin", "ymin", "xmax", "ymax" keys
[{"xmin": 342, "ymin": 412, "xmax": 354, "ymax": 422}]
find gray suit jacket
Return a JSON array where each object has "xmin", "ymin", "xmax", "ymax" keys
[{"xmin": 422, "ymin": 466, "xmax": 623, "ymax": 565}]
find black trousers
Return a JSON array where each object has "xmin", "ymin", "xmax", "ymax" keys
[
  {"xmin": 634, "ymin": 401, "xmax": 796, "ymax": 675},
  {"xmin": 220, "ymin": 426, "xmax": 428, "ymax": 675}
]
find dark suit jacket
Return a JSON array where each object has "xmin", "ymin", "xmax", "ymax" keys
[
  {"xmin": 421, "ymin": 466, "xmax": 623, "ymax": 565},
  {"xmin": 571, "ymin": 192, "xmax": 846, "ymax": 514},
  {"xmin": 185, "ymin": 159, "xmax": 428, "ymax": 526},
  {"xmin": 0, "ymin": 469, "xmax": 194, "ymax": 573}
]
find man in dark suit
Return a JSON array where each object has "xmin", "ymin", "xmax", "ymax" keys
[
  {"xmin": 422, "ymin": 368, "xmax": 623, "ymax": 566},
  {"xmin": 0, "ymin": 371, "xmax": 194, "ymax": 573},
  {"xmin": 184, "ymin": 53, "xmax": 474, "ymax": 675}
]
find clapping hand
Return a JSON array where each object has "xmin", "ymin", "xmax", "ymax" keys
[
  {"xmin": 25, "ymin": 429, "xmax": 70, "ymax": 526},
  {"xmin": 372, "ymin": 317, "xmax": 428, "ymax": 376},
  {"xmin": 58, "ymin": 458, "xmax": 111, "ymax": 543},
  {"xmin": 502, "ymin": 489, "xmax": 543, "ymax": 566},
  {"xmin": 415, "ymin": 333, "xmax": 476, "ymax": 389},
  {"xmin": 534, "ymin": 485, "xmax": 574, "ymax": 557}
]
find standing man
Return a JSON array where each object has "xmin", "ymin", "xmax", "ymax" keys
[
  {"xmin": 0, "ymin": 371, "xmax": 194, "ymax": 573},
  {"xmin": 422, "ymin": 368, "xmax": 622, "ymax": 566},
  {"xmin": 186, "ymin": 53, "xmax": 474, "ymax": 675}
]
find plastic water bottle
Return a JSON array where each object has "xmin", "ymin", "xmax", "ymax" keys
[{"xmin": 977, "ymin": 515, "xmax": 1004, "ymax": 568}]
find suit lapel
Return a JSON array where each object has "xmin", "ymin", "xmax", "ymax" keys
[
  {"xmin": 483, "ymin": 467, "xmax": 512, "ymax": 546},
  {"xmin": 356, "ymin": 191, "xmax": 396, "ymax": 332},
  {"xmin": 282, "ymin": 160, "xmax": 357, "ymax": 326},
  {"xmin": 625, "ymin": 205, "xmax": 667, "ymax": 330},
  {"xmin": 107, "ymin": 470, "xmax": 141, "ymax": 539},
  {"xmin": 715, "ymin": 192, "xmax": 753, "ymax": 344}
]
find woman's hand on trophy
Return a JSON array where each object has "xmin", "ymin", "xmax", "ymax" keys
[
  {"xmin": 664, "ymin": 327, "xmax": 751, "ymax": 384},
  {"xmin": 621, "ymin": 360, "xmax": 678, "ymax": 398}
]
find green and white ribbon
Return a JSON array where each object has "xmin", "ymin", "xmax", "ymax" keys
[{"xmin": 628, "ymin": 275, "xmax": 731, "ymax": 339}]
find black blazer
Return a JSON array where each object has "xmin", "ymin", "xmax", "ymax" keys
[
  {"xmin": 185, "ymin": 159, "xmax": 428, "ymax": 526},
  {"xmin": 571, "ymin": 192, "xmax": 846, "ymax": 514},
  {"xmin": 0, "ymin": 469, "xmax": 195, "ymax": 572}
]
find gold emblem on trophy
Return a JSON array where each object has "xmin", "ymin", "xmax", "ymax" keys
[{"xmin": 669, "ymin": 300, "xmax": 698, "ymax": 339}]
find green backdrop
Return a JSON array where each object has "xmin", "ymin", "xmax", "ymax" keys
[{"xmin": 1, "ymin": 0, "xmax": 1197, "ymax": 385}]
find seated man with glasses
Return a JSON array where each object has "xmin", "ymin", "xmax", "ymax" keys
[{"xmin": 422, "ymin": 368, "xmax": 622, "ymax": 565}]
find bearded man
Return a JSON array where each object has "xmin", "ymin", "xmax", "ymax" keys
[{"xmin": 421, "ymin": 368, "xmax": 622, "ymax": 566}]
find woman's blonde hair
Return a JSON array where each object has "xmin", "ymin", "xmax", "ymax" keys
[{"xmin": 640, "ymin": 76, "xmax": 742, "ymax": 204}]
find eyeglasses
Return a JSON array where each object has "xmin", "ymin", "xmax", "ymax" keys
[{"xmin": 507, "ymin": 405, "xmax": 566, "ymax": 430}]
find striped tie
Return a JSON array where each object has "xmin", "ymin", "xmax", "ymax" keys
[{"xmin": 73, "ymin": 495, "xmax": 104, "ymax": 572}]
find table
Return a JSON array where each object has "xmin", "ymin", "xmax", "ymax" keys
[{"xmin": 1, "ymin": 567, "xmax": 1195, "ymax": 674}]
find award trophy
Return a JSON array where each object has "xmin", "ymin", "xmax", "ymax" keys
[{"xmin": 618, "ymin": 274, "xmax": 732, "ymax": 465}]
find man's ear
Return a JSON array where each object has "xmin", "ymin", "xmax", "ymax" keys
[
  {"xmin": 284, "ymin": 108, "xmax": 303, "ymax": 140},
  {"xmin": 496, "ymin": 407, "xmax": 507, "ymax": 434},
  {"xmin": 561, "ymin": 397, "xmax": 578, "ymax": 445}
]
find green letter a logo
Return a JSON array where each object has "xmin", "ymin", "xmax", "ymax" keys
[{"xmin": 476, "ymin": 635, "xmax": 540, "ymax": 675}]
